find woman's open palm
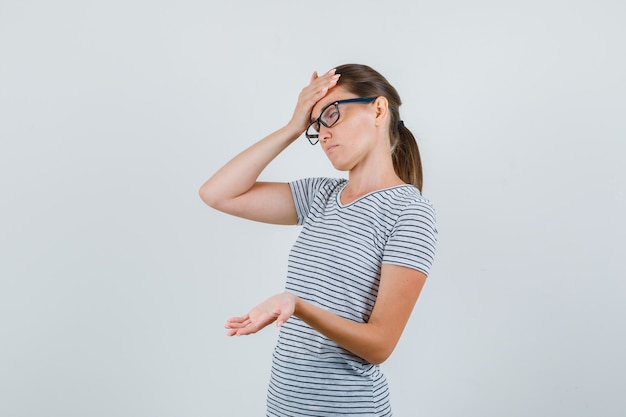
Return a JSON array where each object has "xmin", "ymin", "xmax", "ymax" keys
[{"xmin": 225, "ymin": 292, "xmax": 296, "ymax": 336}]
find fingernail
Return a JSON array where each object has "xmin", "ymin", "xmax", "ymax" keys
[{"xmin": 328, "ymin": 68, "xmax": 336, "ymax": 74}]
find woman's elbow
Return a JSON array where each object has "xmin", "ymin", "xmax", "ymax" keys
[
  {"xmin": 198, "ymin": 183, "xmax": 221, "ymax": 209},
  {"xmin": 368, "ymin": 351, "xmax": 392, "ymax": 365},
  {"xmin": 364, "ymin": 343, "xmax": 396, "ymax": 365}
]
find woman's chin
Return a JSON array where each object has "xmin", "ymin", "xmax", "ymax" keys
[{"xmin": 327, "ymin": 159, "xmax": 351, "ymax": 172}]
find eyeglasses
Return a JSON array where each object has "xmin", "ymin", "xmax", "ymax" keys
[{"xmin": 305, "ymin": 97, "xmax": 377, "ymax": 145}]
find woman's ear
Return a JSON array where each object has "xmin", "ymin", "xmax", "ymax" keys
[{"xmin": 373, "ymin": 96, "xmax": 390, "ymax": 127}]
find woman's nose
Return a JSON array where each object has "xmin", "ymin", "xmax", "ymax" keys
[{"xmin": 319, "ymin": 125, "xmax": 331, "ymax": 142}]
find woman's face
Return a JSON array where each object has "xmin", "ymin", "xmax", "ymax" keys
[{"xmin": 310, "ymin": 87, "xmax": 378, "ymax": 172}]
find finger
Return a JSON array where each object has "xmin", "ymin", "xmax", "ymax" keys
[
  {"xmin": 225, "ymin": 315, "xmax": 250, "ymax": 329},
  {"xmin": 306, "ymin": 69, "xmax": 337, "ymax": 91},
  {"xmin": 226, "ymin": 320, "xmax": 252, "ymax": 334},
  {"xmin": 226, "ymin": 318, "xmax": 251, "ymax": 327},
  {"xmin": 225, "ymin": 322, "xmax": 247, "ymax": 330},
  {"xmin": 226, "ymin": 314, "xmax": 249, "ymax": 323},
  {"xmin": 316, "ymin": 69, "xmax": 338, "ymax": 88},
  {"xmin": 309, "ymin": 72, "xmax": 340, "ymax": 100},
  {"xmin": 234, "ymin": 322, "xmax": 258, "ymax": 336}
]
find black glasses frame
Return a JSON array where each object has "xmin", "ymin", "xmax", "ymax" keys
[{"xmin": 305, "ymin": 97, "xmax": 377, "ymax": 145}]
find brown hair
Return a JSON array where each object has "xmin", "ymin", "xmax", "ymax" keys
[{"xmin": 334, "ymin": 64, "xmax": 423, "ymax": 191}]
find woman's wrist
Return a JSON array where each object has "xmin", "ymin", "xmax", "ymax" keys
[
  {"xmin": 288, "ymin": 292, "xmax": 301, "ymax": 317},
  {"xmin": 280, "ymin": 121, "xmax": 305, "ymax": 142}
]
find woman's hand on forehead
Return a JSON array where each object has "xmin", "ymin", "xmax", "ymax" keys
[{"xmin": 287, "ymin": 69, "xmax": 340, "ymax": 134}]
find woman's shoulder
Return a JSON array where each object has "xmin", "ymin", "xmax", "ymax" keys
[
  {"xmin": 380, "ymin": 185, "xmax": 436, "ymax": 220},
  {"xmin": 299, "ymin": 176, "xmax": 347, "ymax": 186},
  {"xmin": 381, "ymin": 184, "xmax": 433, "ymax": 206},
  {"xmin": 291, "ymin": 177, "xmax": 347, "ymax": 193}
]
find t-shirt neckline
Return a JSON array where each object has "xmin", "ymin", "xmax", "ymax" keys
[{"xmin": 336, "ymin": 180, "xmax": 415, "ymax": 208}]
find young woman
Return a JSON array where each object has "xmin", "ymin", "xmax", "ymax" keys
[{"xmin": 199, "ymin": 64, "xmax": 437, "ymax": 417}]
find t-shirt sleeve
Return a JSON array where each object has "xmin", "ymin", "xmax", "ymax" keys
[
  {"xmin": 382, "ymin": 201, "xmax": 438, "ymax": 276},
  {"xmin": 289, "ymin": 177, "xmax": 329, "ymax": 226}
]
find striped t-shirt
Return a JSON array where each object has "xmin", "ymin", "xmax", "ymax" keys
[{"xmin": 267, "ymin": 177, "xmax": 437, "ymax": 417}]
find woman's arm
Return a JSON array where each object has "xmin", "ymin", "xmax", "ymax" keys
[
  {"xmin": 225, "ymin": 264, "xmax": 427, "ymax": 365},
  {"xmin": 198, "ymin": 125, "xmax": 301, "ymax": 225},
  {"xmin": 199, "ymin": 69, "xmax": 340, "ymax": 224}
]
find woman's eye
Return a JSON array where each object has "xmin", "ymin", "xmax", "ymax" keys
[{"xmin": 325, "ymin": 110, "xmax": 339, "ymax": 122}]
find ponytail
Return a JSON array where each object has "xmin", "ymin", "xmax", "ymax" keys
[{"xmin": 392, "ymin": 121, "xmax": 423, "ymax": 191}]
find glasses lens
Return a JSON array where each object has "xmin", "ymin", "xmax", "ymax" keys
[
  {"xmin": 306, "ymin": 121, "xmax": 320, "ymax": 139},
  {"xmin": 306, "ymin": 122, "xmax": 320, "ymax": 142},
  {"xmin": 321, "ymin": 103, "xmax": 340, "ymax": 127}
]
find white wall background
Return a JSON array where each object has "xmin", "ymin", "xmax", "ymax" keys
[{"xmin": 1, "ymin": 1, "xmax": 624, "ymax": 416}]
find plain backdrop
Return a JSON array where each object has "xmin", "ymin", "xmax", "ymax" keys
[{"xmin": 1, "ymin": 1, "xmax": 625, "ymax": 416}]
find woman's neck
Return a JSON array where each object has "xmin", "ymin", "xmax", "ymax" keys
[{"xmin": 343, "ymin": 164, "xmax": 404, "ymax": 203}]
